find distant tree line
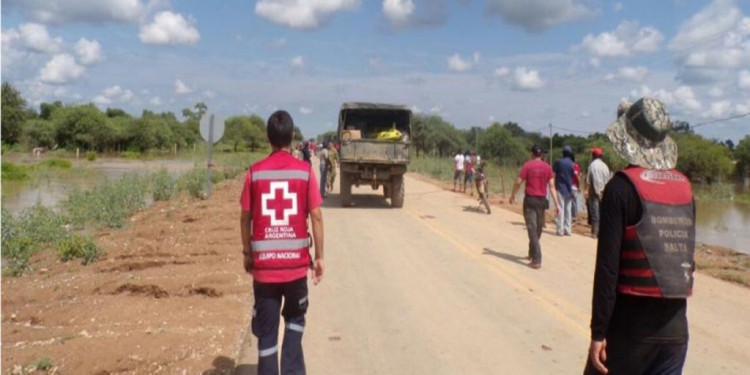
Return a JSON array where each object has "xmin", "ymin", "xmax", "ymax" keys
[{"xmin": 0, "ymin": 82, "xmax": 304, "ymax": 155}]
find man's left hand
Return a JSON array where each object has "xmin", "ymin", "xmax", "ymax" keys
[{"xmin": 243, "ymin": 254, "xmax": 253, "ymax": 273}]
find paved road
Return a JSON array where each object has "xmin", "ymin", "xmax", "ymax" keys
[{"xmin": 238, "ymin": 171, "xmax": 750, "ymax": 374}]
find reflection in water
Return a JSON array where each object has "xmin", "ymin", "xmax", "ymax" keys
[
  {"xmin": 695, "ymin": 200, "xmax": 750, "ymax": 254},
  {"xmin": 2, "ymin": 158, "xmax": 195, "ymax": 215}
]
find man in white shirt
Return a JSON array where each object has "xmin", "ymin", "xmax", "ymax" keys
[
  {"xmin": 453, "ymin": 151, "xmax": 465, "ymax": 191},
  {"xmin": 586, "ymin": 147, "xmax": 611, "ymax": 237}
]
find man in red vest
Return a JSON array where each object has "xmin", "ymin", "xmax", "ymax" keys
[
  {"xmin": 585, "ymin": 98, "xmax": 695, "ymax": 375},
  {"xmin": 240, "ymin": 110, "xmax": 325, "ymax": 375}
]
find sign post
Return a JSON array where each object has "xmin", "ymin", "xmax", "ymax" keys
[{"xmin": 199, "ymin": 113, "xmax": 225, "ymax": 198}]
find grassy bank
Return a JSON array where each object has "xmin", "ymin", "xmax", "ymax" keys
[{"xmin": 1, "ymin": 152, "xmax": 263, "ymax": 277}]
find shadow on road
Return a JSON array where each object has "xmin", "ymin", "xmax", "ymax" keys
[
  {"xmin": 201, "ymin": 356, "xmax": 258, "ymax": 375},
  {"xmin": 321, "ymin": 193, "xmax": 393, "ymax": 210},
  {"xmin": 482, "ymin": 247, "xmax": 529, "ymax": 267},
  {"xmin": 462, "ymin": 205, "xmax": 490, "ymax": 215}
]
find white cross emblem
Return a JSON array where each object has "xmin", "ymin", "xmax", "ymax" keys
[{"xmin": 261, "ymin": 181, "xmax": 298, "ymax": 226}]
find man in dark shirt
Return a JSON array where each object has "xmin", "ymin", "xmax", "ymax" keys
[
  {"xmin": 585, "ymin": 98, "xmax": 695, "ymax": 375},
  {"xmin": 553, "ymin": 146, "xmax": 575, "ymax": 236}
]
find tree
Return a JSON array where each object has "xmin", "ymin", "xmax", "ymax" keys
[
  {"xmin": 674, "ymin": 134, "xmax": 733, "ymax": 183},
  {"xmin": 181, "ymin": 102, "xmax": 207, "ymax": 122},
  {"xmin": 21, "ymin": 119, "xmax": 56, "ymax": 149},
  {"xmin": 52, "ymin": 104, "xmax": 109, "ymax": 151},
  {"xmin": 316, "ymin": 130, "xmax": 338, "ymax": 144},
  {"xmin": 293, "ymin": 126, "xmax": 304, "ymax": 142},
  {"xmin": 40, "ymin": 101, "xmax": 63, "ymax": 120},
  {"xmin": 734, "ymin": 135, "xmax": 750, "ymax": 178},
  {"xmin": 223, "ymin": 115, "xmax": 265, "ymax": 152},
  {"xmin": 2, "ymin": 82, "xmax": 27, "ymax": 144},
  {"xmin": 478, "ymin": 123, "xmax": 527, "ymax": 167}
]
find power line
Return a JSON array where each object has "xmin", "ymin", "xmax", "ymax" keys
[
  {"xmin": 550, "ymin": 125, "xmax": 594, "ymax": 135},
  {"xmin": 691, "ymin": 112, "xmax": 750, "ymax": 128}
]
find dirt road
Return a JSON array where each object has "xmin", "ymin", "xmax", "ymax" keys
[{"xmin": 3, "ymin": 169, "xmax": 750, "ymax": 374}]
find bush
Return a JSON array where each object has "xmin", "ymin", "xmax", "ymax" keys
[
  {"xmin": 37, "ymin": 158, "xmax": 72, "ymax": 169},
  {"xmin": 1, "ymin": 161, "xmax": 30, "ymax": 181},
  {"xmin": 1, "ymin": 205, "xmax": 68, "ymax": 276},
  {"xmin": 63, "ymin": 173, "xmax": 148, "ymax": 229},
  {"xmin": 85, "ymin": 151, "xmax": 97, "ymax": 161},
  {"xmin": 151, "ymin": 169, "xmax": 176, "ymax": 201},
  {"xmin": 33, "ymin": 357, "xmax": 54, "ymax": 371},
  {"xmin": 57, "ymin": 234, "xmax": 103, "ymax": 265},
  {"xmin": 120, "ymin": 150, "xmax": 142, "ymax": 160},
  {"xmin": 177, "ymin": 168, "xmax": 207, "ymax": 198}
]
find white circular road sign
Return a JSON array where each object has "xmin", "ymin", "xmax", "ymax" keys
[{"xmin": 199, "ymin": 113, "xmax": 225, "ymax": 144}]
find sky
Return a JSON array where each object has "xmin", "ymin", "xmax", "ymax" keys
[{"xmin": 2, "ymin": 0, "xmax": 750, "ymax": 142}]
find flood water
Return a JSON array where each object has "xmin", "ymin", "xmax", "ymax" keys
[
  {"xmin": 3, "ymin": 158, "xmax": 750, "ymax": 254},
  {"xmin": 1, "ymin": 157, "xmax": 195, "ymax": 215}
]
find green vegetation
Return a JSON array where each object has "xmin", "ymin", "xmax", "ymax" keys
[
  {"xmin": 1, "ymin": 161, "xmax": 30, "ymax": 181},
  {"xmin": 2, "ymin": 82, "xmax": 27, "ymax": 145},
  {"xmin": 63, "ymin": 173, "xmax": 150, "ymax": 229},
  {"xmin": 32, "ymin": 357, "xmax": 54, "ymax": 371},
  {"xmin": 1, "ymin": 152, "xmax": 261, "ymax": 277},
  {"xmin": 57, "ymin": 234, "xmax": 103, "ymax": 265},
  {"xmin": 152, "ymin": 169, "xmax": 176, "ymax": 201},
  {"xmin": 37, "ymin": 158, "xmax": 72, "ymax": 169},
  {"xmin": 409, "ymin": 156, "xmax": 517, "ymax": 195},
  {"xmin": 86, "ymin": 151, "xmax": 97, "ymax": 161}
]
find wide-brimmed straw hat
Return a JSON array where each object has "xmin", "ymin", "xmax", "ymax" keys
[{"xmin": 607, "ymin": 97, "xmax": 677, "ymax": 170}]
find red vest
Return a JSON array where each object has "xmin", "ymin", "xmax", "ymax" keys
[
  {"xmin": 250, "ymin": 157, "xmax": 311, "ymax": 281},
  {"xmin": 617, "ymin": 167, "xmax": 695, "ymax": 298}
]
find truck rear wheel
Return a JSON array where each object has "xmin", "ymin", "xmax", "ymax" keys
[
  {"xmin": 390, "ymin": 176, "xmax": 404, "ymax": 208},
  {"xmin": 341, "ymin": 173, "xmax": 352, "ymax": 207}
]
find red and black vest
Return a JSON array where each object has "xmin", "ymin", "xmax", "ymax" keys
[
  {"xmin": 617, "ymin": 167, "xmax": 696, "ymax": 298},
  {"xmin": 250, "ymin": 160, "xmax": 311, "ymax": 276}
]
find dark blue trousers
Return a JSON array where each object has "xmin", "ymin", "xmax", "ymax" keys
[
  {"xmin": 584, "ymin": 336, "xmax": 688, "ymax": 375},
  {"xmin": 253, "ymin": 277, "xmax": 309, "ymax": 375}
]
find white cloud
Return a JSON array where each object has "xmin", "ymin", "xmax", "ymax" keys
[
  {"xmin": 613, "ymin": 2, "xmax": 623, "ymax": 12},
  {"xmin": 485, "ymin": 0, "xmax": 597, "ymax": 32},
  {"xmin": 93, "ymin": 95, "xmax": 112, "ymax": 105},
  {"xmin": 617, "ymin": 66, "xmax": 649, "ymax": 82},
  {"xmin": 369, "ymin": 58, "xmax": 383, "ymax": 69},
  {"xmin": 255, "ymin": 0, "xmax": 360, "ymax": 30},
  {"xmin": 705, "ymin": 100, "xmax": 732, "ymax": 118},
  {"xmin": 103, "ymin": 85, "xmax": 123, "ymax": 97},
  {"xmin": 75, "ymin": 38, "xmax": 104, "ymax": 65},
  {"xmin": 300, "ymin": 106, "xmax": 313, "ymax": 114},
  {"xmin": 494, "ymin": 67, "xmax": 510, "ymax": 77},
  {"xmin": 271, "ymin": 37, "xmax": 287, "ymax": 49},
  {"xmin": 174, "ymin": 79, "xmax": 193, "ymax": 94},
  {"xmin": 473, "ymin": 52, "xmax": 481, "ymax": 64},
  {"xmin": 203, "ymin": 90, "xmax": 217, "ymax": 99},
  {"xmin": 670, "ymin": 0, "xmax": 750, "ymax": 85},
  {"xmin": 447, "ymin": 53, "xmax": 477, "ymax": 72},
  {"xmin": 383, "ymin": 0, "xmax": 415, "ymax": 26},
  {"xmin": 39, "ymin": 53, "xmax": 85, "ymax": 84},
  {"xmin": 139, "ymin": 11, "xmax": 200, "ymax": 45},
  {"xmin": 120, "ymin": 89, "xmax": 134, "ymax": 102},
  {"xmin": 708, "ymin": 87, "xmax": 724, "ymax": 98},
  {"xmin": 291, "ymin": 56, "xmax": 305, "ymax": 69},
  {"xmin": 580, "ymin": 21, "xmax": 663, "ymax": 58},
  {"xmin": 150, "ymin": 96, "xmax": 162, "ymax": 106},
  {"xmin": 3, "ymin": 0, "xmax": 155, "ymax": 25},
  {"xmin": 674, "ymin": 85, "xmax": 703, "ymax": 112},
  {"xmin": 739, "ymin": 70, "xmax": 750, "ymax": 89},
  {"xmin": 9, "ymin": 23, "xmax": 64, "ymax": 53},
  {"xmin": 513, "ymin": 67, "xmax": 544, "ymax": 90}
]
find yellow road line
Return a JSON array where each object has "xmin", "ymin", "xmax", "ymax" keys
[{"xmin": 405, "ymin": 207, "xmax": 589, "ymax": 338}]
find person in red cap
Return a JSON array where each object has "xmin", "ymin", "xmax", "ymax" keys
[{"xmin": 586, "ymin": 147, "xmax": 610, "ymax": 237}]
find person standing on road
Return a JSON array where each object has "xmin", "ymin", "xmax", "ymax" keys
[
  {"xmin": 464, "ymin": 151, "xmax": 475, "ymax": 195},
  {"xmin": 327, "ymin": 142, "xmax": 338, "ymax": 193},
  {"xmin": 553, "ymin": 146, "xmax": 576, "ymax": 236},
  {"xmin": 586, "ymin": 147, "xmax": 610, "ymax": 238},
  {"xmin": 585, "ymin": 97, "xmax": 696, "ymax": 375},
  {"xmin": 319, "ymin": 142, "xmax": 330, "ymax": 199},
  {"xmin": 509, "ymin": 145, "xmax": 561, "ymax": 269},
  {"xmin": 453, "ymin": 151, "xmax": 465, "ymax": 191},
  {"xmin": 301, "ymin": 141, "xmax": 311, "ymax": 165},
  {"xmin": 240, "ymin": 110, "xmax": 325, "ymax": 375},
  {"xmin": 571, "ymin": 154, "xmax": 581, "ymax": 223}
]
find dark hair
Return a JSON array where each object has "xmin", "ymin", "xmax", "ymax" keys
[
  {"xmin": 530, "ymin": 144, "xmax": 543, "ymax": 157},
  {"xmin": 266, "ymin": 110, "xmax": 294, "ymax": 148}
]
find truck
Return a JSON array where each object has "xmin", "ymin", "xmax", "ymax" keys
[{"xmin": 337, "ymin": 102, "xmax": 412, "ymax": 208}]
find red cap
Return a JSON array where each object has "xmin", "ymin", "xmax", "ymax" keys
[{"xmin": 591, "ymin": 147, "xmax": 603, "ymax": 157}]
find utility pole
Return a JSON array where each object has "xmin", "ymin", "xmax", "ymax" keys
[{"xmin": 548, "ymin": 123, "xmax": 553, "ymax": 164}]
